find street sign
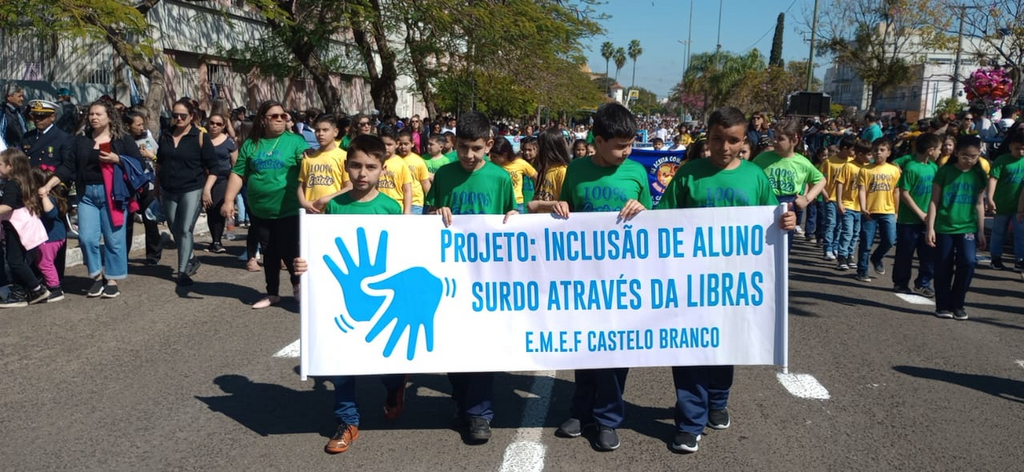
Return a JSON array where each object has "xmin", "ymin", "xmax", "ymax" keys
[{"xmin": 628, "ymin": 89, "xmax": 639, "ymax": 99}]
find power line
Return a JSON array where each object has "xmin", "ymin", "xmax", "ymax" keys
[{"xmin": 742, "ymin": 0, "xmax": 799, "ymax": 53}]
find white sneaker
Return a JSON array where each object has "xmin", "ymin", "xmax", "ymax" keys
[
  {"xmin": 795, "ymin": 225, "xmax": 805, "ymax": 236},
  {"xmin": 824, "ymin": 253, "xmax": 837, "ymax": 261}
]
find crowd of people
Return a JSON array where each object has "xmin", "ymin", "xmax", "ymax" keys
[{"xmin": 1, "ymin": 80, "xmax": 1022, "ymax": 454}]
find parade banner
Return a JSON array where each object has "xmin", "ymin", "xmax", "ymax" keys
[
  {"xmin": 299, "ymin": 206, "xmax": 789, "ymax": 377},
  {"xmin": 627, "ymin": 148, "xmax": 686, "ymax": 208}
]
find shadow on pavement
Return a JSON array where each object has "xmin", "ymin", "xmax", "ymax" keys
[{"xmin": 893, "ymin": 365, "xmax": 1024, "ymax": 403}]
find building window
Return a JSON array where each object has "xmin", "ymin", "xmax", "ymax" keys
[
  {"xmin": 84, "ymin": 68, "xmax": 112, "ymax": 84},
  {"xmin": 208, "ymin": 63, "xmax": 230, "ymax": 100}
]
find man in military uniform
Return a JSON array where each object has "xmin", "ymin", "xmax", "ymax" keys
[
  {"xmin": 19, "ymin": 99, "xmax": 73, "ymax": 280},
  {"xmin": 55, "ymin": 88, "xmax": 79, "ymax": 135}
]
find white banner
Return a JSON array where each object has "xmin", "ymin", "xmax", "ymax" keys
[{"xmin": 300, "ymin": 206, "xmax": 789, "ymax": 377}]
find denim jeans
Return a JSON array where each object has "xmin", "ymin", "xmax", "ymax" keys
[
  {"xmin": 934, "ymin": 233, "xmax": 978, "ymax": 312},
  {"xmin": 892, "ymin": 223, "xmax": 934, "ymax": 289},
  {"xmin": 331, "ymin": 374, "xmax": 407, "ymax": 426},
  {"xmin": 837, "ymin": 209, "xmax": 861, "ymax": 258},
  {"xmin": 990, "ymin": 214, "xmax": 1024, "ymax": 262},
  {"xmin": 162, "ymin": 188, "xmax": 204, "ymax": 274},
  {"xmin": 822, "ymin": 201, "xmax": 840, "ymax": 256},
  {"xmin": 78, "ymin": 183, "xmax": 128, "ymax": 280},
  {"xmin": 805, "ymin": 201, "xmax": 819, "ymax": 238},
  {"xmin": 410, "ymin": 205, "xmax": 424, "ymax": 215},
  {"xmin": 857, "ymin": 213, "xmax": 896, "ymax": 274}
]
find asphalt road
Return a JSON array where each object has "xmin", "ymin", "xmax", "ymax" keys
[{"xmin": 1, "ymin": 233, "xmax": 1022, "ymax": 471}]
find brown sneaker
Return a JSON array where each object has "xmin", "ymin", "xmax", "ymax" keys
[
  {"xmin": 324, "ymin": 423, "xmax": 359, "ymax": 454},
  {"xmin": 383, "ymin": 375, "xmax": 409, "ymax": 420}
]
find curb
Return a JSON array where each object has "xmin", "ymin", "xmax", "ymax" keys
[{"xmin": 65, "ymin": 216, "xmax": 211, "ymax": 268}]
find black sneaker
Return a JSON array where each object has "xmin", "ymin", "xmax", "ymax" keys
[
  {"xmin": 872, "ymin": 259, "xmax": 886, "ymax": 275},
  {"xmin": 0, "ymin": 293, "xmax": 27, "ymax": 308},
  {"xmin": 145, "ymin": 255, "xmax": 161, "ymax": 266},
  {"xmin": 208, "ymin": 242, "xmax": 227, "ymax": 254},
  {"xmin": 671, "ymin": 432, "xmax": 701, "ymax": 453},
  {"xmin": 47, "ymin": 286, "xmax": 65, "ymax": 303},
  {"xmin": 595, "ymin": 426, "xmax": 620, "ymax": 451},
  {"xmin": 953, "ymin": 309, "xmax": 969, "ymax": 320},
  {"xmin": 893, "ymin": 285, "xmax": 913, "ymax": 294},
  {"xmin": 935, "ymin": 310, "xmax": 954, "ymax": 319},
  {"xmin": 87, "ymin": 278, "xmax": 105, "ymax": 298},
  {"xmin": 707, "ymin": 408, "xmax": 731, "ymax": 430},
  {"xmin": 1014, "ymin": 260, "xmax": 1024, "ymax": 272},
  {"xmin": 27, "ymin": 286, "xmax": 51, "ymax": 305},
  {"xmin": 556, "ymin": 418, "xmax": 583, "ymax": 438},
  {"xmin": 836, "ymin": 256, "xmax": 849, "ymax": 271},
  {"xmin": 467, "ymin": 416, "xmax": 491, "ymax": 442},
  {"xmin": 855, "ymin": 273, "xmax": 872, "ymax": 282},
  {"xmin": 177, "ymin": 275, "xmax": 194, "ymax": 287},
  {"xmin": 914, "ymin": 286, "xmax": 935, "ymax": 298},
  {"xmin": 990, "ymin": 259, "xmax": 1006, "ymax": 270},
  {"xmin": 185, "ymin": 257, "xmax": 202, "ymax": 276},
  {"xmin": 101, "ymin": 284, "xmax": 120, "ymax": 298}
]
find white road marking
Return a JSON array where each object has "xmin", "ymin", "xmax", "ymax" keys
[
  {"xmin": 273, "ymin": 339, "xmax": 301, "ymax": 358},
  {"xmin": 777, "ymin": 372, "xmax": 830, "ymax": 400},
  {"xmin": 893, "ymin": 293, "xmax": 935, "ymax": 306},
  {"xmin": 499, "ymin": 371, "xmax": 556, "ymax": 472}
]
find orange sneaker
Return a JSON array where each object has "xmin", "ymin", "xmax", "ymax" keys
[
  {"xmin": 324, "ymin": 423, "xmax": 359, "ymax": 454},
  {"xmin": 383, "ymin": 375, "xmax": 409, "ymax": 420}
]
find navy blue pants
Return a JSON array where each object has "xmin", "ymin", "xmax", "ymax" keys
[
  {"xmin": 934, "ymin": 233, "xmax": 977, "ymax": 312},
  {"xmin": 672, "ymin": 365, "xmax": 734, "ymax": 435},
  {"xmin": 448, "ymin": 372, "xmax": 494, "ymax": 421},
  {"xmin": 892, "ymin": 223, "xmax": 934, "ymax": 289},
  {"xmin": 569, "ymin": 367, "xmax": 629, "ymax": 428},
  {"xmin": 332, "ymin": 374, "xmax": 407, "ymax": 426}
]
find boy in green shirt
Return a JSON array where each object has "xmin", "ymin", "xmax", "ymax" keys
[
  {"xmin": 892, "ymin": 133, "xmax": 941, "ymax": 296},
  {"xmin": 427, "ymin": 111, "xmax": 517, "ymax": 443},
  {"xmin": 423, "ymin": 134, "xmax": 453, "ymax": 177},
  {"xmin": 657, "ymin": 106, "xmax": 795, "ymax": 453},
  {"xmin": 552, "ymin": 103, "xmax": 649, "ymax": 452},
  {"xmin": 292, "ymin": 134, "xmax": 408, "ymax": 455},
  {"xmin": 985, "ymin": 126, "xmax": 1024, "ymax": 271}
]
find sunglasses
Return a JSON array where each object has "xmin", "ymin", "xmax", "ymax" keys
[
  {"xmin": 358, "ymin": 121, "xmax": 371, "ymax": 126},
  {"xmin": 172, "ymin": 113, "xmax": 189, "ymax": 120},
  {"xmin": 208, "ymin": 121, "xmax": 224, "ymax": 126},
  {"xmin": 265, "ymin": 113, "xmax": 289, "ymax": 121},
  {"xmin": 29, "ymin": 113, "xmax": 53, "ymax": 119}
]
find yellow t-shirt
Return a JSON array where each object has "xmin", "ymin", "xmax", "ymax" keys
[
  {"xmin": 837, "ymin": 161, "xmax": 867, "ymax": 212},
  {"xmin": 535, "ymin": 165, "xmax": 568, "ymax": 202},
  {"xmin": 299, "ymin": 147, "xmax": 348, "ymax": 202},
  {"xmin": 936, "ymin": 155, "xmax": 991, "ymax": 176},
  {"xmin": 378, "ymin": 155, "xmax": 414, "ymax": 212},
  {"xmin": 499, "ymin": 158, "xmax": 538, "ymax": 204},
  {"xmin": 819, "ymin": 156, "xmax": 849, "ymax": 201},
  {"xmin": 861, "ymin": 162, "xmax": 902, "ymax": 214},
  {"xmin": 401, "ymin": 152, "xmax": 431, "ymax": 207}
]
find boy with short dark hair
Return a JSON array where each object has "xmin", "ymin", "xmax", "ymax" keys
[
  {"xmin": 658, "ymin": 106, "xmax": 796, "ymax": 453},
  {"xmin": 396, "ymin": 128, "xmax": 431, "ymax": 214},
  {"xmin": 855, "ymin": 137, "xmax": 902, "ymax": 281},
  {"xmin": 552, "ymin": 102, "xmax": 650, "ymax": 452},
  {"xmin": 427, "ymin": 111, "xmax": 517, "ymax": 443},
  {"xmin": 423, "ymin": 134, "xmax": 452, "ymax": 177},
  {"xmin": 652, "ymin": 137, "xmax": 665, "ymax": 150},
  {"xmin": 293, "ymin": 134, "xmax": 408, "ymax": 455},
  {"xmin": 298, "ymin": 114, "xmax": 348, "ymax": 215},
  {"xmin": 892, "ymin": 133, "xmax": 941, "ymax": 296},
  {"xmin": 834, "ymin": 140, "xmax": 873, "ymax": 270},
  {"xmin": 377, "ymin": 124, "xmax": 414, "ymax": 214},
  {"xmin": 819, "ymin": 136, "xmax": 855, "ymax": 260}
]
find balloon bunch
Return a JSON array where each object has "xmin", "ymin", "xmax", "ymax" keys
[{"xmin": 964, "ymin": 68, "xmax": 1013, "ymax": 106}]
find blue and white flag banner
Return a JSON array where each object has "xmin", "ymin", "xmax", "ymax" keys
[{"xmin": 300, "ymin": 206, "xmax": 789, "ymax": 377}]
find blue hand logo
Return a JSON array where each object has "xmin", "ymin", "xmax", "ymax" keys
[{"xmin": 322, "ymin": 228, "xmax": 451, "ymax": 360}]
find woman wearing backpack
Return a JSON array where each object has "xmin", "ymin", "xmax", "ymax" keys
[{"xmin": 156, "ymin": 98, "xmax": 217, "ymax": 287}]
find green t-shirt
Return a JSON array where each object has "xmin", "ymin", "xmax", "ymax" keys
[
  {"xmin": 340, "ymin": 134, "xmax": 353, "ymax": 151},
  {"xmin": 657, "ymin": 159, "xmax": 779, "ymax": 209},
  {"xmin": 325, "ymin": 191, "xmax": 402, "ymax": 215},
  {"xmin": 444, "ymin": 150, "xmax": 458, "ymax": 162},
  {"xmin": 891, "ymin": 154, "xmax": 914, "ymax": 170},
  {"xmin": 427, "ymin": 162, "xmax": 516, "ymax": 215},
  {"xmin": 896, "ymin": 159, "xmax": 937, "ymax": 224},
  {"xmin": 233, "ymin": 132, "xmax": 309, "ymax": 219},
  {"xmin": 423, "ymin": 154, "xmax": 454, "ymax": 174},
  {"xmin": 933, "ymin": 164, "xmax": 985, "ymax": 234},
  {"xmin": 751, "ymin": 151, "xmax": 824, "ymax": 196},
  {"xmin": 989, "ymin": 153, "xmax": 1024, "ymax": 215},
  {"xmin": 559, "ymin": 157, "xmax": 652, "ymax": 212}
]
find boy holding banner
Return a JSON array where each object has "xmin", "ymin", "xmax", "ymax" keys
[
  {"xmin": 426, "ymin": 111, "xmax": 518, "ymax": 443},
  {"xmin": 657, "ymin": 107, "xmax": 796, "ymax": 453},
  {"xmin": 553, "ymin": 102, "xmax": 650, "ymax": 452},
  {"xmin": 293, "ymin": 134, "xmax": 409, "ymax": 455}
]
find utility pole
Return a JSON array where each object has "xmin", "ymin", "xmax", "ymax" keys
[
  {"xmin": 806, "ymin": 0, "xmax": 819, "ymax": 91},
  {"xmin": 951, "ymin": 6, "xmax": 965, "ymax": 99},
  {"xmin": 687, "ymin": 0, "xmax": 694, "ymax": 72}
]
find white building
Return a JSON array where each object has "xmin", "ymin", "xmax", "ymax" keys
[{"xmin": 0, "ymin": 0, "xmax": 425, "ymax": 118}]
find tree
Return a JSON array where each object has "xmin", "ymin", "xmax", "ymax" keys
[
  {"xmin": 954, "ymin": 0, "xmax": 1024, "ymax": 104},
  {"xmin": 601, "ymin": 41, "xmax": 615, "ymax": 76},
  {"xmin": 627, "ymin": 39, "xmax": 643, "ymax": 89},
  {"xmin": 673, "ymin": 49, "xmax": 767, "ymax": 115},
  {"xmin": 817, "ymin": 0, "xmax": 953, "ymax": 111},
  {"xmin": 1, "ymin": 0, "xmax": 167, "ymax": 134},
  {"xmin": 613, "ymin": 47, "xmax": 626, "ymax": 82},
  {"xmin": 769, "ymin": 13, "xmax": 785, "ymax": 68}
]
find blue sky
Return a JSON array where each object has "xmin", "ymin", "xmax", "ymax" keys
[{"xmin": 583, "ymin": 0, "xmax": 828, "ymax": 98}]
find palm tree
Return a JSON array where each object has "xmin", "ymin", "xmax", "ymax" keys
[
  {"xmin": 613, "ymin": 47, "xmax": 626, "ymax": 82},
  {"xmin": 600, "ymin": 41, "xmax": 614, "ymax": 76},
  {"xmin": 627, "ymin": 39, "xmax": 643, "ymax": 89}
]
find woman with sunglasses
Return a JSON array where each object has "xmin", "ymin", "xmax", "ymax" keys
[
  {"xmin": 43, "ymin": 100, "xmax": 143, "ymax": 298},
  {"xmin": 202, "ymin": 109, "xmax": 238, "ymax": 254},
  {"xmin": 156, "ymin": 98, "xmax": 218, "ymax": 286},
  {"xmin": 221, "ymin": 100, "xmax": 308, "ymax": 308}
]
